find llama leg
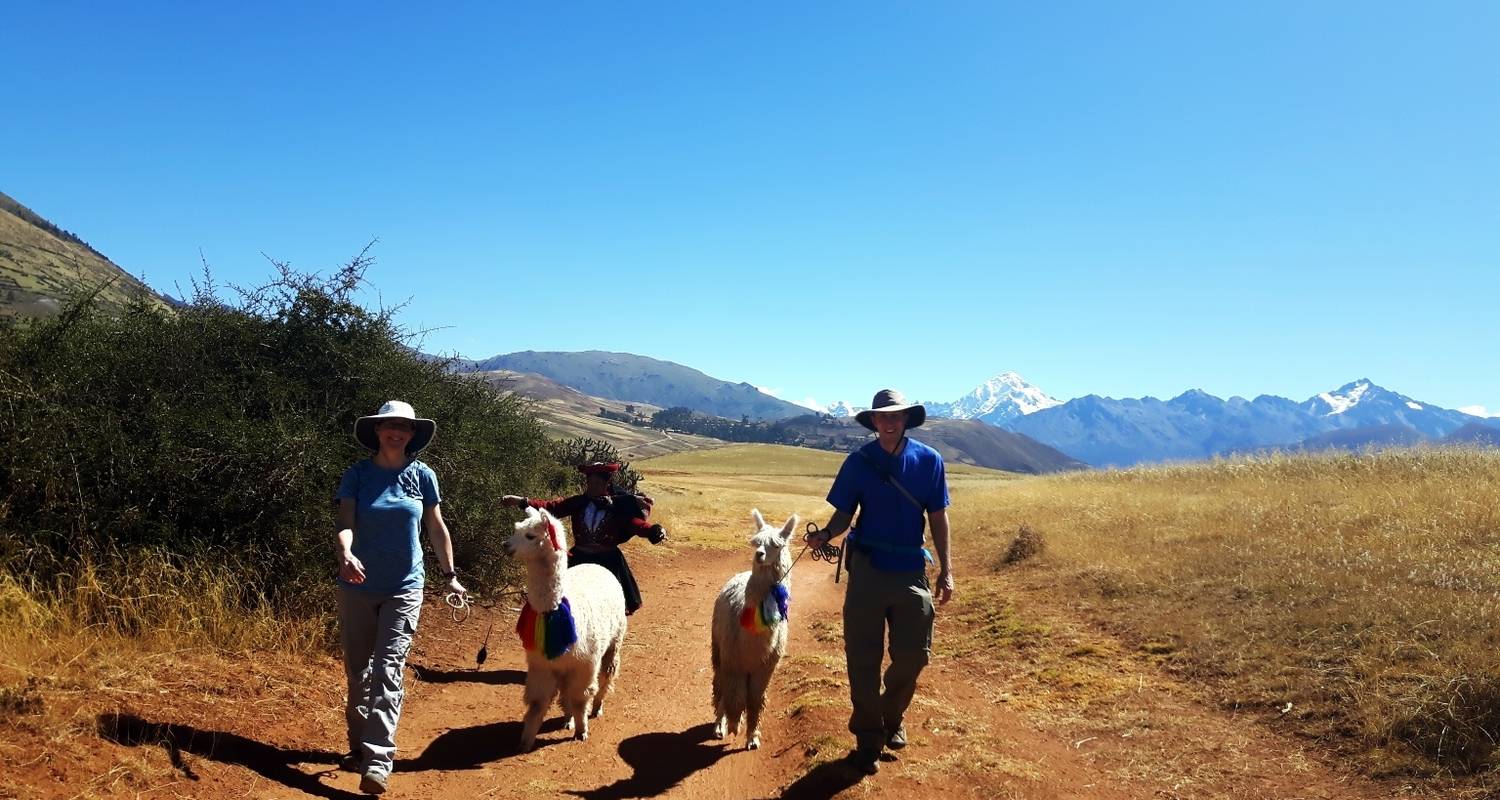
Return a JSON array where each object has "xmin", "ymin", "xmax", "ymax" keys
[
  {"xmin": 520, "ymin": 671, "xmax": 558, "ymax": 753},
  {"xmin": 594, "ymin": 635, "xmax": 622, "ymax": 719},
  {"xmin": 724, "ymin": 671, "xmax": 747, "ymax": 736},
  {"xmin": 745, "ymin": 653, "xmax": 779, "ymax": 750},
  {"xmin": 711, "ymin": 638, "xmax": 728, "ymax": 738}
]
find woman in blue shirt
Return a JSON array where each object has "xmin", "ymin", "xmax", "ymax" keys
[{"xmin": 335, "ymin": 400, "xmax": 465, "ymax": 795}]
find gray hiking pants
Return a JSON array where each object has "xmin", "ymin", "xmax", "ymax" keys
[
  {"xmin": 842, "ymin": 546, "xmax": 935, "ymax": 754},
  {"xmin": 339, "ymin": 586, "xmax": 423, "ymax": 778}
]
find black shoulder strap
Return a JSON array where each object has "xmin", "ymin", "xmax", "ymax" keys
[{"xmin": 856, "ymin": 448, "xmax": 925, "ymax": 513}]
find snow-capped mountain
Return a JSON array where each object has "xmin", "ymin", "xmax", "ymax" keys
[
  {"xmin": 999, "ymin": 379, "xmax": 1488, "ymax": 467},
  {"xmin": 928, "ymin": 371, "xmax": 1061, "ymax": 425},
  {"xmin": 1299, "ymin": 379, "xmax": 1474, "ymax": 438},
  {"xmin": 825, "ymin": 401, "xmax": 864, "ymax": 418}
]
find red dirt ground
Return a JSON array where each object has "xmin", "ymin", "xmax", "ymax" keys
[{"xmin": 9, "ymin": 546, "xmax": 1414, "ymax": 799}]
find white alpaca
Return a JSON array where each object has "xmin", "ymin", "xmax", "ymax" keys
[
  {"xmin": 504, "ymin": 506, "xmax": 628, "ymax": 752},
  {"xmin": 711, "ymin": 508, "xmax": 796, "ymax": 750}
]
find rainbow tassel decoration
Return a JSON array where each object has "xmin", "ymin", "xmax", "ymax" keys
[
  {"xmin": 516, "ymin": 597, "xmax": 578, "ymax": 660},
  {"xmin": 739, "ymin": 582, "xmax": 790, "ymax": 634}
]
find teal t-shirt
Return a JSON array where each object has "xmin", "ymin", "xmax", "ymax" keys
[{"xmin": 335, "ymin": 458, "xmax": 440, "ymax": 593}]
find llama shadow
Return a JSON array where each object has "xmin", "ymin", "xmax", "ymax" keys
[
  {"xmin": 768, "ymin": 759, "xmax": 869, "ymax": 800},
  {"xmin": 564, "ymin": 723, "xmax": 730, "ymax": 799},
  {"xmin": 97, "ymin": 712, "xmax": 359, "ymax": 800},
  {"xmin": 399, "ymin": 716, "xmax": 568, "ymax": 771},
  {"xmin": 411, "ymin": 663, "xmax": 526, "ymax": 686}
]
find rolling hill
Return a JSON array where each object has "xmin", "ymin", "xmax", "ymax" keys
[
  {"xmin": 463, "ymin": 350, "xmax": 810, "ymax": 421},
  {"xmin": 0, "ymin": 191, "xmax": 168, "ymax": 320}
]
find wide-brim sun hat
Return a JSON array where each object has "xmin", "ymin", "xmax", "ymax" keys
[
  {"xmin": 854, "ymin": 389, "xmax": 926, "ymax": 431},
  {"xmin": 354, "ymin": 400, "xmax": 436, "ymax": 454}
]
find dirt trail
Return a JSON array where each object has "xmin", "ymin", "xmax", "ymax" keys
[{"xmin": 57, "ymin": 544, "xmax": 1413, "ymax": 800}]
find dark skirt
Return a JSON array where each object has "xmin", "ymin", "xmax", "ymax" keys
[{"xmin": 569, "ymin": 547, "xmax": 643, "ymax": 614}]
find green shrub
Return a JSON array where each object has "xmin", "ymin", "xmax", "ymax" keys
[{"xmin": 0, "ymin": 253, "xmax": 559, "ymax": 618}]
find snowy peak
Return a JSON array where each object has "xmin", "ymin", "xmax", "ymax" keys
[
  {"xmin": 1313, "ymin": 379, "xmax": 1375, "ymax": 416},
  {"xmin": 932, "ymin": 372, "xmax": 1061, "ymax": 424},
  {"xmin": 825, "ymin": 400, "xmax": 864, "ymax": 418}
]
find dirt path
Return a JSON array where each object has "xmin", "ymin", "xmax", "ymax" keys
[{"xmin": 51, "ymin": 544, "xmax": 1416, "ymax": 800}]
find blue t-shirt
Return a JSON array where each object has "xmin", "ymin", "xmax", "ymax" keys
[
  {"xmin": 826, "ymin": 438, "xmax": 949, "ymax": 572},
  {"xmin": 335, "ymin": 458, "xmax": 440, "ymax": 593}
]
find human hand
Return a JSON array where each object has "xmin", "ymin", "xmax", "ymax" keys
[
  {"xmin": 447, "ymin": 575, "xmax": 467, "ymax": 596},
  {"xmin": 501, "ymin": 495, "xmax": 526, "ymax": 508},
  {"xmin": 935, "ymin": 571, "xmax": 954, "ymax": 605},
  {"xmin": 338, "ymin": 549, "xmax": 366, "ymax": 584},
  {"xmin": 647, "ymin": 524, "xmax": 668, "ymax": 544},
  {"xmin": 806, "ymin": 529, "xmax": 831, "ymax": 550}
]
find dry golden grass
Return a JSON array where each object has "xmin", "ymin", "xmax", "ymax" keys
[{"xmin": 970, "ymin": 447, "xmax": 1500, "ymax": 781}]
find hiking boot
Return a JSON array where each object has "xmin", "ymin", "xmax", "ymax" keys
[
  {"xmin": 359, "ymin": 770, "xmax": 388, "ymax": 795},
  {"xmin": 848, "ymin": 748, "xmax": 880, "ymax": 775},
  {"xmin": 886, "ymin": 725, "xmax": 908, "ymax": 750}
]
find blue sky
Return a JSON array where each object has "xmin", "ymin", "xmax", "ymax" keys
[{"xmin": 4, "ymin": 2, "xmax": 1497, "ymax": 413}]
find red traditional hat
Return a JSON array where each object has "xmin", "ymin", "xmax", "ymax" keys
[{"xmin": 576, "ymin": 462, "xmax": 621, "ymax": 476}]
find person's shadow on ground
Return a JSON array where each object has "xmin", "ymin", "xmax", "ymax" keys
[
  {"xmin": 770, "ymin": 758, "xmax": 868, "ymax": 800},
  {"xmin": 399, "ymin": 716, "xmax": 569, "ymax": 771},
  {"xmin": 97, "ymin": 712, "xmax": 361, "ymax": 800},
  {"xmin": 564, "ymin": 722, "xmax": 732, "ymax": 799},
  {"xmin": 411, "ymin": 663, "xmax": 526, "ymax": 686}
]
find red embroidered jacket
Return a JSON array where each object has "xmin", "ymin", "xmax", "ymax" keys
[{"xmin": 525, "ymin": 494, "xmax": 654, "ymax": 551}]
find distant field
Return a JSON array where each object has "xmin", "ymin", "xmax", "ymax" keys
[{"xmin": 637, "ymin": 442, "xmax": 1016, "ymax": 551}]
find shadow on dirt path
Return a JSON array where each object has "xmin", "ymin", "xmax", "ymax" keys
[{"xmin": 97, "ymin": 712, "xmax": 358, "ymax": 800}]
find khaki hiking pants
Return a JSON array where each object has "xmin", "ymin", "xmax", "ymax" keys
[
  {"xmin": 339, "ymin": 586, "xmax": 423, "ymax": 779},
  {"xmin": 842, "ymin": 546, "xmax": 935, "ymax": 754}
]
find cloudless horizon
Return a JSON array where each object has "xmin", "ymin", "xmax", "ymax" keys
[{"xmin": 4, "ymin": 3, "xmax": 1497, "ymax": 413}]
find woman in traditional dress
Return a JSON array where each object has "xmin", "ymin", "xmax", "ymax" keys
[{"xmin": 501, "ymin": 462, "xmax": 666, "ymax": 614}]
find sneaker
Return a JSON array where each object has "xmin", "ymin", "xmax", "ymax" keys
[
  {"xmin": 359, "ymin": 770, "xmax": 388, "ymax": 795},
  {"xmin": 848, "ymin": 748, "xmax": 880, "ymax": 775},
  {"xmin": 886, "ymin": 725, "xmax": 908, "ymax": 750}
]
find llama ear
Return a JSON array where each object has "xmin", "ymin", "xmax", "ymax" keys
[
  {"xmin": 751, "ymin": 509, "xmax": 766, "ymax": 529},
  {"xmin": 543, "ymin": 514, "xmax": 562, "ymax": 551},
  {"xmin": 779, "ymin": 513, "xmax": 799, "ymax": 543}
]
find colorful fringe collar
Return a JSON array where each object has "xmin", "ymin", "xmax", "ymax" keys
[
  {"xmin": 739, "ymin": 582, "xmax": 790, "ymax": 634},
  {"xmin": 516, "ymin": 597, "xmax": 578, "ymax": 660}
]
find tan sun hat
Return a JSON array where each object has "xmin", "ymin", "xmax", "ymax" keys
[
  {"xmin": 854, "ymin": 389, "xmax": 926, "ymax": 431},
  {"xmin": 354, "ymin": 400, "xmax": 436, "ymax": 454}
]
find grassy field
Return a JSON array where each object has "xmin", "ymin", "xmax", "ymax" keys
[
  {"xmin": 6, "ymin": 440, "xmax": 1499, "ymax": 794},
  {"xmin": 964, "ymin": 448, "xmax": 1500, "ymax": 781},
  {"xmin": 642, "ymin": 443, "xmax": 1500, "ymax": 787}
]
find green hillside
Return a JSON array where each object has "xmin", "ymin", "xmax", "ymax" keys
[{"xmin": 0, "ymin": 191, "xmax": 167, "ymax": 320}]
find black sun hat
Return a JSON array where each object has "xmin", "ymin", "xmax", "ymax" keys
[{"xmin": 854, "ymin": 389, "xmax": 926, "ymax": 431}]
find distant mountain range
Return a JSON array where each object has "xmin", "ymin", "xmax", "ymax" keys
[
  {"xmin": 0, "ymin": 190, "xmax": 170, "ymax": 319},
  {"xmin": 926, "ymin": 374, "xmax": 1497, "ymax": 467},
  {"xmin": 460, "ymin": 350, "xmax": 812, "ymax": 422}
]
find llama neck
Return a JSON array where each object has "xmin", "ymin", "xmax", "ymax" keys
[
  {"xmin": 525, "ymin": 553, "xmax": 566, "ymax": 612},
  {"xmin": 746, "ymin": 567, "xmax": 782, "ymax": 601}
]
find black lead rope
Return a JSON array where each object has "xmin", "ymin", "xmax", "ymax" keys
[{"xmin": 798, "ymin": 521, "xmax": 845, "ymax": 583}]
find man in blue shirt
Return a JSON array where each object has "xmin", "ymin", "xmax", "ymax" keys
[{"xmin": 808, "ymin": 388, "xmax": 954, "ymax": 776}]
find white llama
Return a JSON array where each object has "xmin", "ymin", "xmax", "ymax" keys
[
  {"xmin": 504, "ymin": 506, "xmax": 628, "ymax": 752},
  {"xmin": 711, "ymin": 508, "xmax": 796, "ymax": 750}
]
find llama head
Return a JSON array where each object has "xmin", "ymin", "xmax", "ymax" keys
[
  {"xmin": 748, "ymin": 508, "xmax": 797, "ymax": 583},
  {"xmin": 505, "ymin": 506, "xmax": 570, "ymax": 565}
]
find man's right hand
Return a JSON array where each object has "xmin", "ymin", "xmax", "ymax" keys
[
  {"xmin": 806, "ymin": 529, "xmax": 831, "ymax": 550},
  {"xmin": 501, "ymin": 495, "xmax": 526, "ymax": 508},
  {"xmin": 338, "ymin": 549, "xmax": 366, "ymax": 584}
]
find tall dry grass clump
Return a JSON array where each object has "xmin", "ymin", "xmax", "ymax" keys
[{"xmin": 961, "ymin": 448, "xmax": 1500, "ymax": 778}]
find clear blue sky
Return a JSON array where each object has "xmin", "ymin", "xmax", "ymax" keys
[{"xmin": 5, "ymin": 2, "xmax": 1497, "ymax": 413}]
